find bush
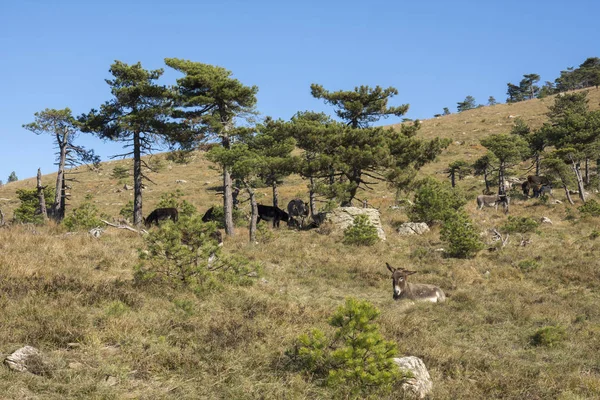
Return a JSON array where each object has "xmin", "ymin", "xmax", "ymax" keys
[
  {"xmin": 135, "ymin": 215, "xmax": 259, "ymax": 288},
  {"xmin": 530, "ymin": 325, "xmax": 567, "ymax": 347},
  {"xmin": 119, "ymin": 200, "xmax": 134, "ymax": 222},
  {"xmin": 578, "ymin": 199, "xmax": 600, "ymax": 218},
  {"xmin": 147, "ymin": 156, "xmax": 165, "ymax": 173},
  {"xmin": 156, "ymin": 189, "xmax": 197, "ymax": 217},
  {"xmin": 14, "ymin": 187, "xmax": 55, "ymax": 224},
  {"xmin": 343, "ymin": 215, "xmax": 379, "ymax": 246},
  {"xmin": 111, "ymin": 165, "xmax": 129, "ymax": 179},
  {"xmin": 501, "ymin": 216, "xmax": 540, "ymax": 234},
  {"xmin": 166, "ymin": 149, "xmax": 195, "ymax": 164},
  {"xmin": 440, "ymin": 210, "xmax": 484, "ymax": 258},
  {"xmin": 287, "ymin": 298, "xmax": 402, "ymax": 397},
  {"xmin": 517, "ymin": 259, "xmax": 541, "ymax": 272},
  {"xmin": 204, "ymin": 205, "xmax": 246, "ymax": 229},
  {"xmin": 409, "ymin": 177, "xmax": 466, "ymax": 224},
  {"xmin": 63, "ymin": 201, "xmax": 104, "ymax": 231}
]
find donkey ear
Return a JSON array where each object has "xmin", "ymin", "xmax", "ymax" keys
[
  {"xmin": 405, "ymin": 270, "xmax": 418, "ymax": 275},
  {"xmin": 386, "ymin": 263, "xmax": 395, "ymax": 273}
]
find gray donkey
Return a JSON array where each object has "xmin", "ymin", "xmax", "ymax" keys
[{"xmin": 386, "ymin": 263, "xmax": 446, "ymax": 303}]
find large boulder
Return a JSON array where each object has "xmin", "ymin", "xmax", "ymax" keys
[
  {"xmin": 325, "ymin": 207, "xmax": 386, "ymax": 240},
  {"xmin": 394, "ymin": 356, "xmax": 433, "ymax": 399},
  {"xmin": 397, "ymin": 222, "xmax": 430, "ymax": 236}
]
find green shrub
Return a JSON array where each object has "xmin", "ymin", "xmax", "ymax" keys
[
  {"xmin": 440, "ymin": 210, "xmax": 484, "ymax": 258},
  {"xmin": 343, "ymin": 215, "xmax": 379, "ymax": 246},
  {"xmin": 501, "ymin": 216, "xmax": 540, "ymax": 234},
  {"xmin": 63, "ymin": 201, "xmax": 104, "ymax": 231},
  {"xmin": 156, "ymin": 189, "xmax": 197, "ymax": 218},
  {"xmin": 119, "ymin": 200, "xmax": 134, "ymax": 222},
  {"xmin": 409, "ymin": 177, "xmax": 466, "ymax": 224},
  {"xmin": 166, "ymin": 149, "xmax": 194, "ymax": 164},
  {"xmin": 517, "ymin": 259, "xmax": 541, "ymax": 272},
  {"xmin": 13, "ymin": 187, "xmax": 55, "ymax": 224},
  {"xmin": 205, "ymin": 205, "xmax": 246, "ymax": 229},
  {"xmin": 578, "ymin": 199, "xmax": 600, "ymax": 217},
  {"xmin": 147, "ymin": 156, "xmax": 165, "ymax": 173},
  {"xmin": 590, "ymin": 230, "xmax": 600, "ymax": 240},
  {"xmin": 135, "ymin": 215, "xmax": 258, "ymax": 288},
  {"xmin": 530, "ymin": 325, "xmax": 567, "ymax": 347},
  {"xmin": 287, "ymin": 298, "xmax": 402, "ymax": 397},
  {"xmin": 111, "ymin": 165, "xmax": 129, "ymax": 179}
]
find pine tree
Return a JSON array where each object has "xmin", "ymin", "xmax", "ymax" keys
[
  {"xmin": 443, "ymin": 107, "xmax": 451, "ymax": 115},
  {"xmin": 457, "ymin": 96, "xmax": 476, "ymax": 112},
  {"xmin": 166, "ymin": 58, "xmax": 258, "ymax": 236},
  {"xmin": 487, "ymin": 96, "xmax": 497, "ymax": 106},
  {"xmin": 480, "ymin": 134, "xmax": 529, "ymax": 194},
  {"xmin": 80, "ymin": 61, "xmax": 177, "ymax": 226},
  {"xmin": 7, "ymin": 171, "xmax": 18, "ymax": 183},
  {"xmin": 446, "ymin": 160, "xmax": 471, "ymax": 187},
  {"xmin": 23, "ymin": 108, "xmax": 98, "ymax": 221}
]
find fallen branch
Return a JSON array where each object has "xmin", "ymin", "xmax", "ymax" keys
[
  {"xmin": 101, "ymin": 219, "xmax": 147, "ymax": 235},
  {"xmin": 0, "ymin": 208, "xmax": 4, "ymax": 226},
  {"xmin": 491, "ymin": 228, "xmax": 509, "ymax": 248}
]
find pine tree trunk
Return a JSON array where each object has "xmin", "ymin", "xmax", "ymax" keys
[
  {"xmin": 535, "ymin": 154, "xmax": 540, "ymax": 176},
  {"xmin": 36, "ymin": 168, "xmax": 48, "ymax": 222},
  {"xmin": 133, "ymin": 132, "xmax": 143, "ymax": 226},
  {"xmin": 570, "ymin": 158, "xmax": 586, "ymax": 203},
  {"xmin": 309, "ymin": 176, "xmax": 317, "ymax": 218},
  {"xmin": 59, "ymin": 174, "xmax": 66, "ymax": 220},
  {"xmin": 272, "ymin": 183, "xmax": 279, "ymax": 209},
  {"xmin": 246, "ymin": 186, "xmax": 258, "ymax": 243},
  {"xmin": 484, "ymin": 168, "xmax": 490, "ymax": 193},
  {"xmin": 450, "ymin": 171, "xmax": 456, "ymax": 188},
  {"xmin": 222, "ymin": 123, "xmax": 235, "ymax": 236},
  {"xmin": 498, "ymin": 161, "xmax": 505, "ymax": 195},
  {"xmin": 585, "ymin": 158, "xmax": 590, "ymax": 186},
  {"xmin": 52, "ymin": 143, "xmax": 67, "ymax": 221},
  {"xmin": 563, "ymin": 183, "xmax": 575, "ymax": 205}
]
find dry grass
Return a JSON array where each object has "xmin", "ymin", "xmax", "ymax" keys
[{"xmin": 1, "ymin": 89, "xmax": 600, "ymax": 398}]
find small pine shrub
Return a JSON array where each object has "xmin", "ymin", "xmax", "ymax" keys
[
  {"xmin": 166, "ymin": 149, "xmax": 194, "ymax": 164},
  {"xmin": 14, "ymin": 187, "xmax": 55, "ymax": 224},
  {"xmin": 409, "ymin": 177, "xmax": 466, "ymax": 224},
  {"xmin": 517, "ymin": 259, "xmax": 541, "ymax": 272},
  {"xmin": 205, "ymin": 205, "xmax": 246, "ymax": 229},
  {"xmin": 501, "ymin": 216, "xmax": 540, "ymax": 234},
  {"xmin": 578, "ymin": 199, "xmax": 600, "ymax": 217},
  {"xmin": 440, "ymin": 210, "xmax": 484, "ymax": 258},
  {"xmin": 135, "ymin": 215, "xmax": 259, "ymax": 288},
  {"xmin": 111, "ymin": 165, "xmax": 129, "ymax": 179},
  {"xmin": 343, "ymin": 215, "xmax": 379, "ymax": 246},
  {"xmin": 156, "ymin": 189, "xmax": 197, "ymax": 217},
  {"xmin": 147, "ymin": 156, "xmax": 165, "ymax": 173},
  {"xmin": 287, "ymin": 298, "xmax": 402, "ymax": 397},
  {"xmin": 589, "ymin": 230, "xmax": 600, "ymax": 240},
  {"xmin": 7, "ymin": 171, "xmax": 18, "ymax": 183},
  {"xmin": 63, "ymin": 201, "xmax": 103, "ymax": 231},
  {"xmin": 119, "ymin": 200, "xmax": 134, "ymax": 222},
  {"xmin": 530, "ymin": 325, "xmax": 567, "ymax": 347}
]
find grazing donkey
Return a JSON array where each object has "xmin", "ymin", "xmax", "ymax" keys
[
  {"xmin": 476, "ymin": 194, "xmax": 510, "ymax": 213},
  {"xmin": 144, "ymin": 207, "xmax": 179, "ymax": 227},
  {"xmin": 386, "ymin": 263, "xmax": 446, "ymax": 303}
]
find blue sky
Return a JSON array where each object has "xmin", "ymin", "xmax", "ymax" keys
[{"xmin": 1, "ymin": 0, "xmax": 598, "ymax": 182}]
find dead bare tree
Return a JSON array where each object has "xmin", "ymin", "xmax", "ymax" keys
[{"xmin": 36, "ymin": 168, "xmax": 48, "ymax": 222}]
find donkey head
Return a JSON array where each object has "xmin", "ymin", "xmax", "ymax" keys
[{"xmin": 386, "ymin": 263, "xmax": 417, "ymax": 300}]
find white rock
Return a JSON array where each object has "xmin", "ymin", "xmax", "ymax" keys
[
  {"xmin": 4, "ymin": 346, "xmax": 41, "ymax": 372},
  {"xmin": 123, "ymin": 184, "xmax": 133, "ymax": 190},
  {"xmin": 397, "ymin": 222, "xmax": 430, "ymax": 236},
  {"xmin": 325, "ymin": 207, "xmax": 386, "ymax": 240},
  {"xmin": 540, "ymin": 217, "xmax": 553, "ymax": 224},
  {"xmin": 176, "ymin": 179, "xmax": 187, "ymax": 184},
  {"xmin": 394, "ymin": 356, "xmax": 433, "ymax": 399}
]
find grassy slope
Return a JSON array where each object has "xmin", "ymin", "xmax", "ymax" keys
[{"xmin": 1, "ymin": 88, "xmax": 600, "ymax": 399}]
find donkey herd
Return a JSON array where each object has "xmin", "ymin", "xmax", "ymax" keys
[{"xmin": 141, "ymin": 174, "xmax": 554, "ymax": 303}]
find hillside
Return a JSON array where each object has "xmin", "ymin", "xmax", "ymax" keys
[{"xmin": 1, "ymin": 89, "xmax": 600, "ymax": 399}]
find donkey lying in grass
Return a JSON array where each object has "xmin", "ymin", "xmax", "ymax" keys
[{"xmin": 386, "ymin": 263, "xmax": 446, "ymax": 303}]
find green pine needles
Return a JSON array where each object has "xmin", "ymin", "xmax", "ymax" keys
[
  {"xmin": 287, "ymin": 298, "xmax": 403, "ymax": 397},
  {"xmin": 343, "ymin": 215, "xmax": 379, "ymax": 246},
  {"xmin": 440, "ymin": 210, "xmax": 484, "ymax": 258}
]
